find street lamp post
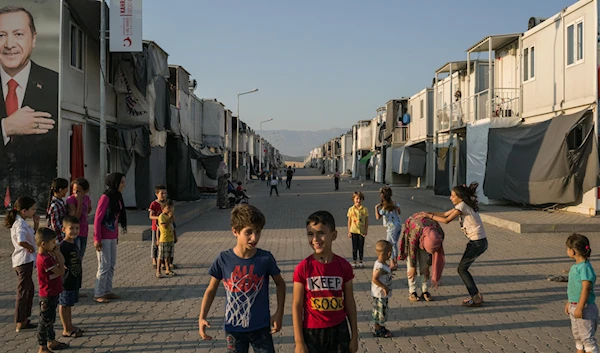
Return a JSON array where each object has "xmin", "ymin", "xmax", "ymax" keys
[
  {"xmin": 259, "ymin": 118, "xmax": 273, "ymax": 172},
  {"xmin": 236, "ymin": 88, "xmax": 258, "ymax": 179}
]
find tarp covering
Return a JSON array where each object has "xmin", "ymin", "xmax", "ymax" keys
[
  {"xmin": 166, "ymin": 136, "xmax": 201, "ymax": 201},
  {"xmin": 188, "ymin": 145, "xmax": 223, "ymax": 180},
  {"xmin": 114, "ymin": 42, "xmax": 170, "ymax": 131},
  {"xmin": 359, "ymin": 151, "xmax": 374, "ymax": 164},
  {"xmin": 484, "ymin": 110, "xmax": 599, "ymax": 205},
  {"xmin": 202, "ymin": 99, "xmax": 225, "ymax": 148},
  {"xmin": 115, "ymin": 125, "xmax": 152, "ymax": 208},
  {"xmin": 117, "ymin": 125, "xmax": 151, "ymax": 174},
  {"xmin": 399, "ymin": 147, "xmax": 427, "ymax": 176},
  {"xmin": 467, "ymin": 117, "xmax": 521, "ymax": 204},
  {"xmin": 457, "ymin": 137, "xmax": 467, "ymax": 187},
  {"xmin": 434, "ymin": 147, "xmax": 450, "ymax": 196}
]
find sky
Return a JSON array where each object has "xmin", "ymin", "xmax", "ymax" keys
[{"xmin": 141, "ymin": 0, "xmax": 574, "ymax": 132}]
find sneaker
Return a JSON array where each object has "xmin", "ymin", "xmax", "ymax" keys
[{"xmin": 358, "ymin": 262, "xmax": 364, "ymax": 268}]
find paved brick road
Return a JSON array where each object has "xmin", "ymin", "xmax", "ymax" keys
[{"xmin": 0, "ymin": 169, "xmax": 594, "ymax": 352}]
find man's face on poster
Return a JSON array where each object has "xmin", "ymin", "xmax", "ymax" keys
[{"xmin": 0, "ymin": 11, "xmax": 36, "ymax": 76}]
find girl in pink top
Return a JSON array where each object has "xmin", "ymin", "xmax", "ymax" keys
[{"xmin": 93, "ymin": 173, "xmax": 127, "ymax": 303}]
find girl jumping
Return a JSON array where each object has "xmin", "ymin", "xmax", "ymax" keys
[{"xmin": 423, "ymin": 182, "xmax": 487, "ymax": 307}]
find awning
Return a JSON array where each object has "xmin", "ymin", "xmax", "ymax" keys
[{"xmin": 359, "ymin": 151, "xmax": 374, "ymax": 164}]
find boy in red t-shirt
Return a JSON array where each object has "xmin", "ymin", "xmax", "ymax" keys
[
  {"xmin": 292, "ymin": 211, "xmax": 358, "ymax": 353},
  {"xmin": 36, "ymin": 227, "xmax": 69, "ymax": 353},
  {"xmin": 149, "ymin": 185, "xmax": 168, "ymax": 268}
]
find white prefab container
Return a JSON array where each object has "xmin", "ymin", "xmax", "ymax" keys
[
  {"xmin": 521, "ymin": 0, "xmax": 597, "ymax": 121},
  {"xmin": 202, "ymin": 99, "xmax": 225, "ymax": 148},
  {"xmin": 408, "ymin": 88, "xmax": 434, "ymax": 143},
  {"xmin": 356, "ymin": 122, "xmax": 372, "ymax": 151}
]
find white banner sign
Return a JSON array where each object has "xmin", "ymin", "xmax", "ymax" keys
[{"xmin": 110, "ymin": 0, "xmax": 142, "ymax": 52}]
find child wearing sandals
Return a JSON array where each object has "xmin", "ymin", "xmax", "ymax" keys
[
  {"xmin": 347, "ymin": 191, "xmax": 368, "ymax": 268},
  {"xmin": 565, "ymin": 233, "xmax": 598, "ymax": 353},
  {"xmin": 371, "ymin": 240, "xmax": 393, "ymax": 338},
  {"xmin": 423, "ymin": 182, "xmax": 487, "ymax": 307},
  {"xmin": 156, "ymin": 200, "xmax": 177, "ymax": 278},
  {"xmin": 59, "ymin": 216, "xmax": 84, "ymax": 338}
]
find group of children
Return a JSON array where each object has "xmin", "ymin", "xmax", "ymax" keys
[
  {"xmin": 199, "ymin": 182, "xmax": 600, "ymax": 353},
  {"xmin": 9, "ymin": 177, "xmax": 92, "ymax": 352},
  {"xmin": 7, "ymin": 173, "xmax": 599, "ymax": 352}
]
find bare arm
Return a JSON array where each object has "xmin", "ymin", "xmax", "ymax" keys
[
  {"xmin": 371, "ymin": 269, "xmax": 389, "ymax": 295},
  {"xmin": 51, "ymin": 249, "xmax": 66, "ymax": 276},
  {"xmin": 343, "ymin": 281, "xmax": 359, "ymax": 353},
  {"xmin": 574, "ymin": 281, "xmax": 592, "ymax": 318},
  {"xmin": 374, "ymin": 204, "xmax": 381, "ymax": 220},
  {"xmin": 271, "ymin": 274, "xmax": 286, "ymax": 333},
  {"xmin": 292, "ymin": 282, "xmax": 307, "ymax": 350},
  {"xmin": 427, "ymin": 209, "xmax": 461, "ymax": 224},
  {"xmin": 18, "ymin": 241, "xmax": 35, "ymax": 253},
  {"xmin": 198, "ymin": 277, "xmax": 220, "ymax": 340}
]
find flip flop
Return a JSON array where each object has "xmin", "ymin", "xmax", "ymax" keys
[
  {"xmin": 104, "ymin": 293, "xmax": 121, "ymax": 299},
  {"xmin": 48, "ymin": 341, "xmax": 70, "ymax": 350},
  {"xmin": 62, "ymin": 327, "xmax": 84, "ymax": 337},
  {"xmin": 422, "ymin": 292, "xmax": 433, "ymax": 302},
  {"xmin": 462, "ymin": 299, "xmax": 483, "ymax": 307},
  {"xmin": 409, "ymin": 292, "xmax": 420, "ymax": 302},
  {"xmin": 94, "ymin": 297, "xmax": 110, "ymax": 303},
  {"xmin": 165, "ymin": 271, "xmax": 177, "ymax": 276},
  {"xmin": 156, "ymin": 273, "xmax": 164, "ymax": 278}
]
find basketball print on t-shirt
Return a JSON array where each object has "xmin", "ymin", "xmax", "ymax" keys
[{"xmin": 222, "ymin": 264, "xmax": 265, "ymax": 328}]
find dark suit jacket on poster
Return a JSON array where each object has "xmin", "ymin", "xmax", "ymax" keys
[{"xmin": 0, "ymin": 61, "xmax": 58, "ymax": 211}]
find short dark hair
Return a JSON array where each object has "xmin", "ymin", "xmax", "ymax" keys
[
  {"xmin": 306, "ymin": 210, "xmax": 336, "ymax": 231},
  {"xmin": 231, "ymin": 205, "xmax": 266, "ymax": 232},
  {"xmin": 155, "ymin": 185, "xmax": 167, "ymax": 193},
  {"xmin": 0, "ymin": 6, "xmax": 36, "ymax": 34},
  {"xmin": 162, "ymin": 199, "xmax": 174, "ymax": 209},
  {"xmin": 35, "ymin": 227, "xmax": 56, "ymax": 246},
  {"xmin": 72, "ymin": 178, "xmax": 90, "ymax": 191},
  {"xmin": 63, "ymin": 215, "xmax": 79, "ymax": 225}
]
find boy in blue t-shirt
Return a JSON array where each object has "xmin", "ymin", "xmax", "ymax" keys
[{"xmin": 199, "ymin": 205, "xmax": 286, "ymax": 353}]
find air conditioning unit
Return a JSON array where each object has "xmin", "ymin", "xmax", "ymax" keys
[{"xmin": 528, "ymin": 17, "xmax": 547, "ymax": 30}]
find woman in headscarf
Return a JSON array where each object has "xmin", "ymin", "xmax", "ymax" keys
[
  {"xmin": 399, "ymin": 213, "xmax": 445, "ymax": 302},
  {"xmin": 93, "ymin": 173, "xmax": 127, "ymax": 303},
  {"xmin": 216, "ymin": 161, "xmax": 229, "ymax": 209}
]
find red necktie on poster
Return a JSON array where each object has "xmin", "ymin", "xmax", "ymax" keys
[{"xmin": 6, "ymin": 79, "xmax": 18, "ymax": 116}]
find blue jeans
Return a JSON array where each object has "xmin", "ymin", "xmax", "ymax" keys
[
  {"xmin": 75, "ymin": 236, "xmax": 88, "ymax": 261},
  {"xmin": 386, "ymin": 226, "xmax": 400, "ymax": 261},
  {"xmin": 225, "ymin": 326, "xmax": 275, "ymax": 353},
  {"xmin": 94, "ymin": 239, "xmax": 117, "ymax": 297},
  {"xmin": 458, "ymin": 238, "xmax": 488, "ymax": 296}
]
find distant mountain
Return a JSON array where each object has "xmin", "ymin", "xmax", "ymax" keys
[
  {"xmin": 282, "ymin": 155, "xmax": 305, "ymax": 162},
  {"xmin": 262, "ymin": 128, "xmax": 350, "ymax": 157}
]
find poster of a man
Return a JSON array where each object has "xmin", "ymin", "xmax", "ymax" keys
[{"xmin": 0, "ymin": 3, "xmax": 60, "ymax": 211}]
